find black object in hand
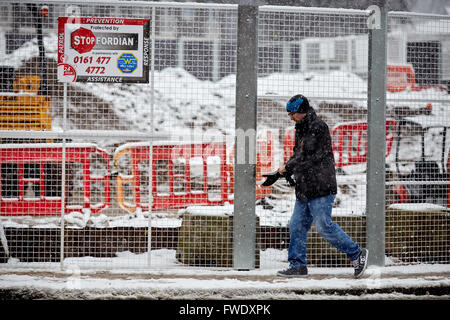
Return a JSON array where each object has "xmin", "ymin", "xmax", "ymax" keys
[
  {"xmin": 261, "ymin": 170, "xmax": 296, "ymax": 187},
  {"xmin": 261, "ymin": 171, "xmax": 282, "ymax": 186}
]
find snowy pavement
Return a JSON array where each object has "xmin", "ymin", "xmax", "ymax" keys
[{"xmin": 0, "ymin": 264, "xmax": 449, "ymax": 300}]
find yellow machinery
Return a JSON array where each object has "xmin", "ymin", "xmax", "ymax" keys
[
  {"xmin": 0, "ymin": 4, "xmax": 51, "ymax": 133},
  {"xmin": 0, "ymin": 75, "xmax": 51, "ymax": 131}
]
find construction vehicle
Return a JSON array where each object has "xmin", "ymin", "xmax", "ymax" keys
[
  {"xmin": 392, "ymin": 108, "xmax": 449, "ymax": 208},
  {"xmin": 0, "ymin": 4, "xmax": 51, "ymax": 136}
]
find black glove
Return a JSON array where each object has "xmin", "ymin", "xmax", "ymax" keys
[
  {"xmin": 261, "ymin": 170, "xmax": 296, "ymax": 187},
  {"xmin": 261, "ymin": 171, "xmax": 282, "ymax": 187}
]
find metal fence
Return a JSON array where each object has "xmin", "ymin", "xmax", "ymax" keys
[
  {"xmin": 384, "ymin": 11, "xmax": 450, "ymax": 265},
  {"xmin": 0, "ymin": 0, "xmax": 449, "ymax": 271}
]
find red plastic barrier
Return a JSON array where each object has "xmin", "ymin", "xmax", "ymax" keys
[
  {"xmin": 394, "ymin": 184, "xmax": 409, "ymax": 204},
  {"xmin": 114, "ymin": 142, "xmax": 229, "ymax": 212},
  {"xmin": 283, "ymin": 120, "xmax": 397, "ymax": 168},
  {"xmin": 256, "ymin": 130, "xmax": 274, "ymax": 199},
  {"xmin": 387, "ymin": 65, "xmax": 415, "ymax": 93},
  {"xmin": 283, "ymin": 128, "xmax": 295, "ymax": 164},
  {"xmin": 0, "ymin": 144, "xmax": 110, "ymax": 216},
  {"xmin": 331, "ymin": 120, "xmax": 397, "ymax": 167},
  {"xmin": 387, "ymin": 64, "xmax": 448, "ymax": 93}
]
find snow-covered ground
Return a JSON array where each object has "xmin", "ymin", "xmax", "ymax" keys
[{"xmin": 1, "ymin": 250, "xmax": 449, "ymax": 300}]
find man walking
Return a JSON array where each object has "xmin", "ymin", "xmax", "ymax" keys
[{"xmin": 277, "ymin": 94, "xmax": 368, "ymax": 278}]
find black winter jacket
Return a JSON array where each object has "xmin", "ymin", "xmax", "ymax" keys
[{"xmin": 284, "ymin": 109, "xmax": 337, "ymax": 202}]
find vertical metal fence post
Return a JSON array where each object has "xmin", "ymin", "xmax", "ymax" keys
[
  {"xmin": 60, "ymin": 82, "xmax": 67, "ymax": 270},
  {"xmin": 366, "ymin": 0, "xmax": 387, "ymax": 267},
  {"xmin": 147, "ymin": 5, "xmax": 156, "ymax": 268},
  {"xmin": 233, "ymin": 4, "xmax": 258, "ymax": 270}
]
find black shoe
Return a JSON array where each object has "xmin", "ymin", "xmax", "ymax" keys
[
  {"xmin": 277, "ymin": 265, "xmax": 308, "ymax": 278},
  {"xmin": 352, "ymin": 248, "xmax": 369, "ymax": 278}
]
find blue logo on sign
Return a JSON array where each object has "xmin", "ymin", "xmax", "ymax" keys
[{"xmin": 117, "ymin": 53, "xmax": 137, "ymax": 74}]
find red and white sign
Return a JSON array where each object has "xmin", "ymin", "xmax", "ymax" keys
[
  {"xmin": 71, "ymin": 27, "xmax": 96, "ymax": 54},
  {"xmin": 58, "ymin": 17, "xmax": 150, "ymax": 83}
]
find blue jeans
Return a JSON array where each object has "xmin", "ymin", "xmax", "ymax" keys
[{"xmin": 288, "ymin": 194, "xmax": 361, "ymax": 267}]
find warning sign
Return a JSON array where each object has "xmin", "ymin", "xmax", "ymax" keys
[
  {"xmin": 57, "ymin": 17, "xmax": 150, "ymax": 83},
  {"xmin": 71, "ymin": 27, "xmax": 96, "ymax": 54}
]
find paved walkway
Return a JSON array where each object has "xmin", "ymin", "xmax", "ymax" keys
[{"xmin": 0, "ymin": 266, "xmax": 449, "ymax": 300}]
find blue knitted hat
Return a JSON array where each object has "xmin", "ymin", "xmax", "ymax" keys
[{"xmin": 286, "ymin": 94, "xmax": 310, "ymax": 113}]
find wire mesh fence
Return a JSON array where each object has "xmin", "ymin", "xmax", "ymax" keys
[
  {"xmin": 385, "ymin": 12, "xmax": 450, "ymax": 264},
  {"xmin": 257, "ymin": 7, "xmax": 370, "ymax": 268},
  {"xmin": 0, "ymin": 1, "xmax": 448, "ymax": 271}
]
